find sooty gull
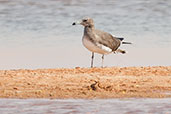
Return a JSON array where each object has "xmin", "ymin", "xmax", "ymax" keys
[{"xmin": 72, "ymin": 17, "xmax": 131, "ymax": 68}]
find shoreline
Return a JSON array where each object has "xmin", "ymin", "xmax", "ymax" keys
[{"xmin": 0, "ymin": 66, "xmax": 171, "ymax": 99}]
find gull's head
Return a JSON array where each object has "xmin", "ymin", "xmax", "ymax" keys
[{"xmin": 72, "ymin": 17, "xmax": 94, "ymax": 27}]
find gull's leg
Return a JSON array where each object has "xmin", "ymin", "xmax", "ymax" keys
[
  {"xmin": 91, "ymin": 52, "xmax": 94, "ymax": 68},
  {"xmin": 101, "ymin": 54, "xmax": 104, "ymax": 68}
]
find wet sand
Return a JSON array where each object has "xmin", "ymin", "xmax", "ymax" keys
[{"xmin": 0, "ymin": 66, "xmax": 171, "ymax": 99}]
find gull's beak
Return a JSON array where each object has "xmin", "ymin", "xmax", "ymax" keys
[
  {"xmin": 72, "ymin": 22, "xmax": 76, "ymax": 25},
  {"xmin": 72, "ymin": 21, "xmax": 81, "ymax": 26}
]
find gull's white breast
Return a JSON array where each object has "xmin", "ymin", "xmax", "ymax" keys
[{"xmin": 82, "ymin": 36, "xmax": 112, "ymax": 54}]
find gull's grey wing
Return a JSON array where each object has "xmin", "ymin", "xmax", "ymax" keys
[{"xmin": 94, "ymin": 29, "xmax": 121, "ymax": 51}]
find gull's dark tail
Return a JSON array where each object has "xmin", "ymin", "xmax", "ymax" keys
[
  {"xmin": 122, "ymin": 42, "xmax": 132, "ymax": 44},
  {"xmin": 116, "ymin": 37, "xmax": 132, "ymax": 44}
]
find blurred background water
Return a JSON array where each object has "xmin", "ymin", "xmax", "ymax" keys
[
  {"xmin": 0, "ymin": 98, "xmax": 171, "ymax": 114},
  {"xmin": 0, "ymin": 0, "xmax": 171, "ymax": 69}
]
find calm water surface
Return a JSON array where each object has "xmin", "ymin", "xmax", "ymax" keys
[
  {"xmin": 0, "ymin": 98, "xmax": 171, "ymax": 114},
  {"xmin": 0, "ymin": 0, "xmax": 171, "ymax": 69}
]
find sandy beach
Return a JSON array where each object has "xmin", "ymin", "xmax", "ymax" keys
[{"xmin": 0, "ymin": 66, "xmax": 171, "ymax": 99}]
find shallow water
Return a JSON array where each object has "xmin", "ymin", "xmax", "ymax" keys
[
  {"xmin": 0, "ymin": 0, "xmax": 171, "ymax": 69},
  {"xmin": 0, "ymin": 98, "xmax": 171, "ymax": 114}
]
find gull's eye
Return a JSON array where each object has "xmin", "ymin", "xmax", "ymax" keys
[{"xmin": 83, "ymin": 19, "xmax": 87, "ymax": 22}]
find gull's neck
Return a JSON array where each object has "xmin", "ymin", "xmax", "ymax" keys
[{"xmin": 84, "ymin": 25, "xmax": 95, "ymax": 36}]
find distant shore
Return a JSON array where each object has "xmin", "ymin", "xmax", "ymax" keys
[{"xmin": 0, "ymin": 66, "xmax": 171, "ymax": 99}]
